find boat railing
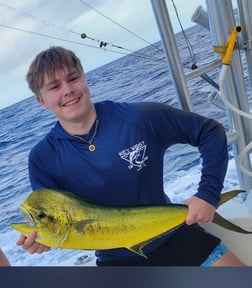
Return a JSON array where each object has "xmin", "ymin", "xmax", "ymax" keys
[{"xmin": 151, "ymin": 0, "xmax": 252, "ymax": 198}]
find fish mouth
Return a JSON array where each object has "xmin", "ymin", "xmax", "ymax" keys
[{"xmin": 21, "ymin": 209, "xmax": 36, "ymax": 227}]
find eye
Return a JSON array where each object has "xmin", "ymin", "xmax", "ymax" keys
[
  {"xmin": 49, "ymin": 84, "xmax": 59, "ymax": 91},
  {"xmin": 69, "ymin": 76, "xmax": 79, "ymax": 82},
  {"xmin": 68, "ymin": 72, "xmax": 80, "ymax": 82},
  {"xmin": 37, "ymin": 211, "xmax": 46, "ymax": 219}
]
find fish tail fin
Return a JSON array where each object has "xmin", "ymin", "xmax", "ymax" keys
[
  {"xmin": 218, "ymin": 189, "xmax": 246, "ymax": 207},
  {"xmin": 213, "ymin": 212, "xmax": 252, "ymax": 234}
]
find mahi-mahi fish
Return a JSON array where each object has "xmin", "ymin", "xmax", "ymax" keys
[{"xmin": 11, "ymin": 189, "xmax": 251, "ymax": 257}]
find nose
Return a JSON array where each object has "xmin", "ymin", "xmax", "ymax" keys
[{"xmin": 62, "ymin": 81, "xmax": 73, "ymax": 97}]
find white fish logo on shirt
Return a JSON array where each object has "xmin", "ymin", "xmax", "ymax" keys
[{"xmin": 119, "ymin": 141, "xmax": 148, "ymax": 171}]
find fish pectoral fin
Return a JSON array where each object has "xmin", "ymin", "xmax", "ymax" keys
[
  {"xmin": 128, "ymin": 244, "xmax": 148, "ymax": 259},
  {"xmin": 73, "ymin": 219, "xmax": 95, "ymax": 234},
  {"xmin": 213, "ymin": 212, "xmax": 252, "ymax": 234}
]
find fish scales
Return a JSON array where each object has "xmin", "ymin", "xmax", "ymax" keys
[
  {"xmin": 11, "ymin": 188, "xmax": 252, "ymax": 257},
  {"xmin": 63, "ymin": 205, "xmax": 187, "ymax": 250}
]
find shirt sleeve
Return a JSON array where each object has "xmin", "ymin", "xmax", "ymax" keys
[
  {"xmin": 28, "ymin": 138, "xmax": 61, "ymax": 191},
  {"xmin": 138, "ymin": 102, "xmax": 228, "ymax": 207}
]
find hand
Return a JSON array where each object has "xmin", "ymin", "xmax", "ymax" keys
[
  {"xmin": 16, "ymin": 231, "xmax": 51, "ymax": 254},
  {"xmin": 184, "ymin": 196, "xmax": 216, "ymax": 225}
]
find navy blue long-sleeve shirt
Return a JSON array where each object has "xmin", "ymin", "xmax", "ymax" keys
[{"xmin": 29, "ymin": 101, "xmax": 228, "ymax": 261}]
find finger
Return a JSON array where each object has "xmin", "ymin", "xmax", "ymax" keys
[
  {"xmin": 16, "ymin": 234, "xmax": 27, "ymax": 246},
  {"xmin": 27, "ymin": 242, "xmax": 41, "ymax": 254},
  {"xmin": 21, "ymin": 231, "xmax": 38, "ymax": 250},
  {"xmin": 186, "ymin": 213, "xmax": 197, "ymax": 225},
  {"xmin": 36, "ymin": 245, "xmax": 51, "ymax": 254},
  {"xmin": 29, "ymin": 231, "xmax": 38, "ymax": 241},
  {"xmin": 28, "ymin": 243, "xmax": 51, "ymax": 254}
]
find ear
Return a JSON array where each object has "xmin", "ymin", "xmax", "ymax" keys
[{"xmin": 36, "ymin": 95, "xmax": 48, "ymax": 109}]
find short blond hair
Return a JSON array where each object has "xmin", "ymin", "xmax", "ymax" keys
[{"xmin": 26, "ymin": 46, "xmax": 84, "ymax": 95}]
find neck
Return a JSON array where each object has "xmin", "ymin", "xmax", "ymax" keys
[{"xmin": 59, "ymin": 104, "xmax": 97, "ymax": 135}]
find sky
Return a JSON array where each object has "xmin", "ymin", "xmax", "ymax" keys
[{"xmin": 0, "ymin": 0, "xmax": 208, "ymax": 109}]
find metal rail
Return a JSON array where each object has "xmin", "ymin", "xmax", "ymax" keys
[{"xmin": 151, "ymin": 0, "xmax": 252, "ymax": 194}]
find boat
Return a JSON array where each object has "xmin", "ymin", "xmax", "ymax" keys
[{"xmin": 151, "ymin": 0, "xmax": 252, "ymax": 265}]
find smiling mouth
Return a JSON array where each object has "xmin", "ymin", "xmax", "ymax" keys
[{"xmin": 62, "ymin": 97, "xmax": 80, "ymax": 107}]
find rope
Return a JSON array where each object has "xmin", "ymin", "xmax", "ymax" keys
[
  {"xmin": 0, "ymin": 1, "xmax": 165, "ymax": 64},
  {"xmin": 79, "ymin": 0, "xmax": 162, "ymax": 53},
  {"xmin": 171, "ymin": 0, "xmax": 197, "ymax": 65}
]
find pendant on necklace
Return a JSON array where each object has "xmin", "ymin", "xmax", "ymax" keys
[{"xmin": 89, "ymin": 144, "xmax": 96, "ymax": 152}]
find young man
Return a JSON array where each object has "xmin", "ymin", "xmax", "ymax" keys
[{"xmin": 17, "ymin": 46, "xmax": 245, "ymax": 266}]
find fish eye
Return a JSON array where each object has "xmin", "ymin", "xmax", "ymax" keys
[{"xmin": 37, "ymin": 211, "xmax": 46, "ymax": 219}]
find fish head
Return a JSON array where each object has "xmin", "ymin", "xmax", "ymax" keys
[
  {"xmin": 12, "ymin": 189, "xmax": 73, "ymax": 246},
  {"xmin": 20, "ymin": 203, "xmax": 61, "ymax": 236}
]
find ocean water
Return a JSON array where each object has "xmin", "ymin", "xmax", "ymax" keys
[{"xmin": 0, "ymin": 24, "xmax": 242, "ymax": 266}]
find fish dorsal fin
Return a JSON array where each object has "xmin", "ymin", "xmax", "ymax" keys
[{"xmin": 73, "ymin": 219, "xmax": 95, "ymax": 234}]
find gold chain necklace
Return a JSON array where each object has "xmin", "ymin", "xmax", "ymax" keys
[{"xmin": 73, "ymin": 119, "xmax": 98, "ymax": 152}]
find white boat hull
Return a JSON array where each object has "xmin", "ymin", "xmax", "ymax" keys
[{"xmin": 202, "ymin": 198, "xmax": 252, "ymax": 265}]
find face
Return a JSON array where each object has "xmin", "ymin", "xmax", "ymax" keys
[{"xmin": 37, "ymin": 68, "xmax": 93, "ymax": 131}]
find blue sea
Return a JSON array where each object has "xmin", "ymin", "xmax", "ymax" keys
[{"xmin": 0, "ymin": 24, "xmax": 241, "ymax": 266}]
